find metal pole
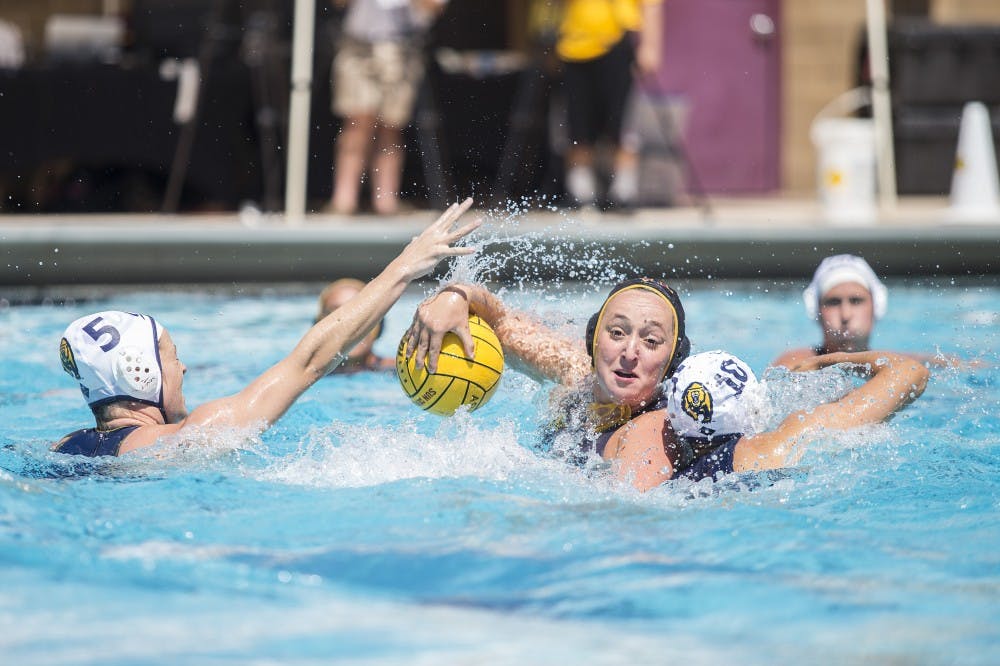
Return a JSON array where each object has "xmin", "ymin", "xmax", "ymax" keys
[
  {"xmin": 284, "ymin": 0, "xmax": 317, "ymax": 225},
  {"xmin": 865, "ymin": 0, "xmax": 897, "ymax": 211}
]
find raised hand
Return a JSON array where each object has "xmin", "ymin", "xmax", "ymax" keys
[{"xmin": 392, "ymin": 198, "xmax": 480, "ymax": 282}]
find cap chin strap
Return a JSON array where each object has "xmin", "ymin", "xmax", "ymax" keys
[
  {"xmin": 587, "ymin": 390, "xmax": 666, "ymax": 434},
  {"xmin": 587, "ymin": 402, "xmax": 632, "ymax": 433}
]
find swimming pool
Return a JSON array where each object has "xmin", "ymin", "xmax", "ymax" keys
[{"xmin": 2, "ymin": 275, "xmax": 998, "ymax": 664}]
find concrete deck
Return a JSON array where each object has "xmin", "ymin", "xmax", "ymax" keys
[{"xmin": 2, "ymin": 196, "xmax": 999, "ymax": 291}]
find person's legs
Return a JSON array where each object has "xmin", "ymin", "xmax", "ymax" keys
[
  {"xmin": 609, "ymin": 143, "xmax": 640, "ymax": 208},
  {"xmin": 595, "ymin": 37, "xmax": 638, "ymax": 208},
  {"xmin": 371, "ymin": 124, "xmax": 404, "ymax": 214},
  {"xmin": 561, "ymin": 59, "xmax": 599, "ymax": 207},
  {"xmin": 331, "ymin": 39, "xmax": 381, "ymax": 214},
  {"xmin": 331, "ymin": 114, "xmax": 376, "ymax": 214},
  {"xmin": 565, "ymin": 145, "xmax": 597, "ymax": 207},
  {"xmin": 370, "ymin": 40, "xmax": 422, "ymax": 215}
]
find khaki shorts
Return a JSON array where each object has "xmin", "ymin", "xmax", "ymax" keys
[{"xmin": 332, "ymin": 38, "xmax": 424, "ymax": 128}]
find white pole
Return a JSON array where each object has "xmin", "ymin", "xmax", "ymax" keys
[
  {"xmin": 285, "ymin": 0, "xmax": 317, "ymax": 225},
  {"xmin": 865, "ymin": 0, "xmax": 897, "ymax": 211}
]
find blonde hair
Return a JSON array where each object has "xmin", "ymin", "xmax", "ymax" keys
[{"xmin": 317, "ymin": 278, "xmax": 366, "ymax": 319}]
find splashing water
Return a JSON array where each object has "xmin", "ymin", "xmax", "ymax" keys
[
  {"xmin": 1, "ymin": 271, "xmax": 998, "ymax": 664},
  {"xmin": 444, "ymin": 204, "xmax": 634, "ymax": 298}
]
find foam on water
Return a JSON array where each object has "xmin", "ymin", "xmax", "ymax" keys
[
  {"xmin": 263, "ymin": 416, "xmax": 538, "ymax": 489},
  {"xmin": 2, "ymin": 240, "xmax": 999, "ymax": 663}
]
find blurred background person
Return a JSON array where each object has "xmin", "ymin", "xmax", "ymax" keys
[
  {"xmin": 773, "ymin": 254, "xmax": 886, "ymax": 369},
  {"xmin": 555, "ymin": 0, "xmax": 663, "ymax": 210},
  {"xmin": 772, "ymin": 254, "xmax": 965, "ymax": 370},
  {"xmin": 0, "ymin": 19, "xmax": 26, "ymax": 70},
  {"xmin": 316, "ymin": 278, "xmax": 396, "ymax": 373},
  {"xmin": 327, "ymin": 0, "xmax": 447, "ymax": 215}
]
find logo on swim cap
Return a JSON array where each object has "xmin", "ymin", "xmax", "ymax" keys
[
  {"xmin": 667, "ymin": 350, "xmax": 765, "ymax": 443},
  {"xmin": 60, "ymin": 337, "xmax": 81, "ymax": 380},
  {"xmin": 681, "ymin": 381, "xmax": 713, "ymax": 424}
]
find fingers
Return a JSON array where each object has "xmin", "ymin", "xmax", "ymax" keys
[
  {"xmin": 407, "ymin": 326, "xmax": 447, "ymax": 374},
  {"xmin": 432, "ymin": 197, "xmax": 474, "ymax": 231},
  {"xmin": 413, "ymin": 327, "xmax": 430, "ymax": 370},
  {"xmin": 404, "ymin": 322, "xmax": 418, "ymax": 360},
  {"xmin": 426, "ymin": 333, "xmax": 444, "ymax": 374},
  {"xmin": 434, "ymin": 218, "xmax": 482, "ymax": 258},
  {"xmin": 451, "ymin": 197, "xmax": 474, "ymax": 220},
  {"xmin": 432, "ymin": 202, "xmax": 460, "ymax": 229},
  {"xmin": 431, "ymin": 202, "xmax": 477, "ymax": 247},
  {"xmin": 447, "ymin": 217, "xmax": 483, "ymax": 243},
  {"xmin": 456, "ymin": 325, "xmax": 475, "ymax": 360},
  {"xmin": 406, "ymin": 317, "xmax": 459, "ymax": 374},
  {"xmin": 408, "ymin": 323, "xmax": 446, "ymax": 374}
]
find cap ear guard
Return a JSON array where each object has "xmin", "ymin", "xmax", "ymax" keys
[
  {"xmin": 584, "ymin": 311, "xmax": 600, "ymax": 362},
  {"xmin": 112, "ymin": 345, "xmax": 161, "ymax": 399},
  {"xmin": 668, "ymin": 334, "xmax": 690, "ymax": 377}
]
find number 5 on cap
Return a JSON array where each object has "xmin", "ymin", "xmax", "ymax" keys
[{"xmin": 83, "ymin": 317, "xmax": 121, "ymax": 352}]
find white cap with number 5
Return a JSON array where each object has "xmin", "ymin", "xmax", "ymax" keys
[{"xmin": 60, "ymin": 310, "xmax": 163, "ymax": 410}]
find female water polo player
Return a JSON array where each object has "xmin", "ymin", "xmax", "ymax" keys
[
  {"xmin": 606, "ymin": 348, "xmax": 929, "ymax": 491},
  {"xmin": 406, "ymin": 280, "xmax": 928, "ymax": 490},
  {"xmin": 404, "ymin": 277, "xmax": 691, "ymax": 461},
  {"xmin": 53, "ymin": 198, "xmax": 480, "ymax": 457}
]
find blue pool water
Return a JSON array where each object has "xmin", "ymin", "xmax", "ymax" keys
[{"xmin": 2, "ymin": 275, "xmax": 999, "ymax": 664}]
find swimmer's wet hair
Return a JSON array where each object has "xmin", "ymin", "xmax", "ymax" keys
[
  {"xmin": 316, "ymin": 278, "xmax": 384, "ymax": 338},
  {"xmin": 585, "ymin": 277, "xmax": 691, "ymax": 379}
]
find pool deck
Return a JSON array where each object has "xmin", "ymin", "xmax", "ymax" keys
[{"xmin": 3, "ymin": 195, "xmax": 1000, "ymax": 293}]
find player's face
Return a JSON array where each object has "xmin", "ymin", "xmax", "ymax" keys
[
  {"xmin": 158, "ymin": 330, "xmax": 188, "ymax": 423},
  {"xmin": 593, "ymin": 291, "xmax": 676, "ymax": 409},
  {"xmin": 819, "ymin": 282, "xmax": 874, "ymax": 350}
]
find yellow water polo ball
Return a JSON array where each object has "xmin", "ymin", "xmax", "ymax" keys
[{"xmin": 396, "ymin": 314, "xmax": 504, "ymax": 416}]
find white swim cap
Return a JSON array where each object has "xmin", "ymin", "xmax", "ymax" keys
[
  {"xmin": 59, "ymin": 311, "xmax": 164, "ymax": 410},
  {"xmin": 803, "ymin": 254, "xmax": 887, "ymax": 320},
  {"xmin": 666, "ymin": 350, "xmax": 760, "ymax": 442}
]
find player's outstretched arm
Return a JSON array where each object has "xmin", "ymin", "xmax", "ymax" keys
[
  {"xmin": 187, "ymin": 198, "xmax": 480, "ymax": 430},
  {"xmin": 735, "ymin": 350, "xmax": 929, "ymax": 471}
]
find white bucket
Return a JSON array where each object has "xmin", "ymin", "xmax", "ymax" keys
[{"xmin": 810, "ymin": 89, "xmax": 877, "ymax": 224}]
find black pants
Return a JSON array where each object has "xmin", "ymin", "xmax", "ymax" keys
[{"xmin": 561, "ymin": 36, "xmax": 636, "ymax": 146}]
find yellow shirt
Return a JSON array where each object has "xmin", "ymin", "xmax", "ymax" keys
[{"xmin": 556, "ymin": 0, "xmax": 661, "ymax": 62}]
